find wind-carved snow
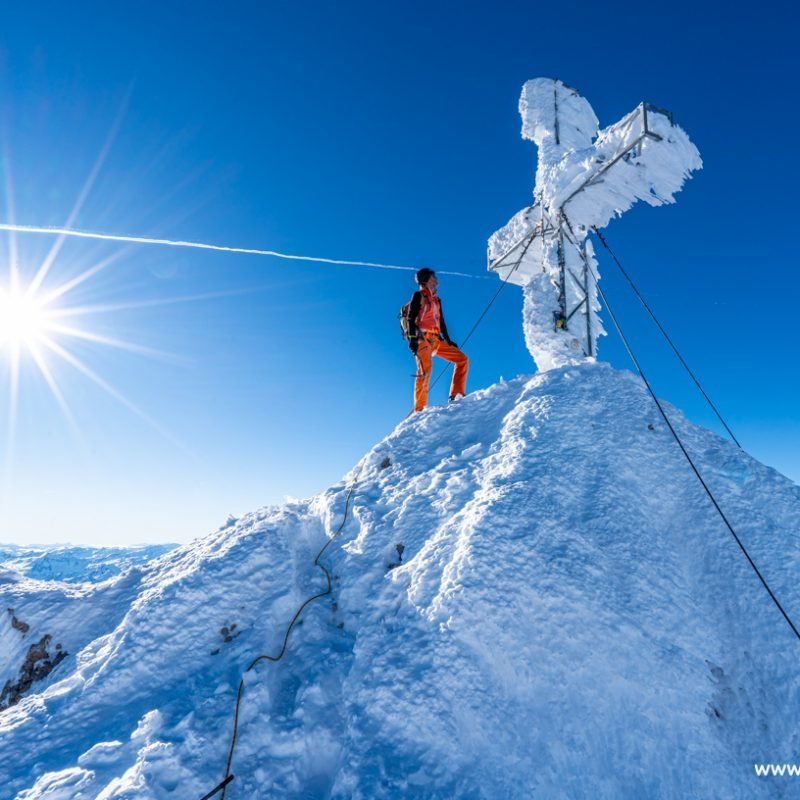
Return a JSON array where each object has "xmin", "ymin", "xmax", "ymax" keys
[
  {"xmin": 488, "ymin": 78, "xmax": 702, "ymax": 372},
  {"xmin": 1, "ymin": 363, "xmax": 798, "ymax": 799}
]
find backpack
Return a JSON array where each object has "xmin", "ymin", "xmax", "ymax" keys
[{"xmin": 399, "ymin": 292, "xmax": 427, "ymax": 340}]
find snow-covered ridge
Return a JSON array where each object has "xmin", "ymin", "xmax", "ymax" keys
[{"xmin": 2, "ymin": 364, "xmax": 799, "ymax": 799}]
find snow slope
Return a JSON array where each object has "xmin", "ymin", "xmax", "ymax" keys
[{"xmin": 2, "ymin": 363, "xmax": 799, "ymax": 799}]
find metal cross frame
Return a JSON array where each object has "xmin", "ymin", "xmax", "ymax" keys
[
  {"xmin": 559, "ymin": 102, "xmax": 668, "ymax": 212},
  {"xmin": 487, "ymin": 100, "xmax": 679, "ymax": 360}
]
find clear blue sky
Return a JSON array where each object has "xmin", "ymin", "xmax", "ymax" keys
[{"xmin": 0, "ymin": 0, "xmax": 797, "ymax": 545}]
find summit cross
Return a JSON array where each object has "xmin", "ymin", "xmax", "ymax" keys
[{"xmin": 488, "ymin": 78, "xmax": 702, "ymax": 371}]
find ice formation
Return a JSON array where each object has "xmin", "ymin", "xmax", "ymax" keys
[{"xmin": 489, "ymin": 78, "xmax": 702, "ymax": 371}]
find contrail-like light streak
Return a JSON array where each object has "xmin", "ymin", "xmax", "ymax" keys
[{"xmin": 0, "ymin": 223, "xmax": 481, "ymax": 279}]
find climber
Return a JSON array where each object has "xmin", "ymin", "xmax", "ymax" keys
[{"xmin": 405, "ymin": 268, "xmax": 468, "ymax": 412}]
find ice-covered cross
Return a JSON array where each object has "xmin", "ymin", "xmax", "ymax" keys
[{"xmin": 488, "ymin": 78, "xmax": 702, "ymax": 371}]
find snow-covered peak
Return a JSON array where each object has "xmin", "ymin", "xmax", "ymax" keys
[{"xmin": 1, "ymin": 364, "xmax": 798, "ymax": 798}]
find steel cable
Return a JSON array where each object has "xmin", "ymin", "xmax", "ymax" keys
[
  {"xmin": 584, "ymin": 253, "xmax": 800, "ymax": 643},
  {"xmin": 590, "ymin": 225, "xmax": 741, "ymax": 448}
]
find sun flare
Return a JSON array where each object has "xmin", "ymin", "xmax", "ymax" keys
[{"xmin": 0, "ymin": 104, "xmax": 225, "ymax": 473}]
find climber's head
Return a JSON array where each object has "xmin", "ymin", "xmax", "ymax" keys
[{"xmin": 416, "ymin": 268, "xmax": 437, "ymax": 290}]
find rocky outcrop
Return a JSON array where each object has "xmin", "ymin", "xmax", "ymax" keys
[
  {"xmin": 0, "ymin": 634, "xmax": 67, "ymax": 711},
  {"xmin": 7, "ymin": 608, "xmax": 30, "ymax": 634}
]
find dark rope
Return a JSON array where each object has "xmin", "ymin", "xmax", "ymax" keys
[
  {"xmin": 591, "ymin": 225, "xmax": 741, "ymax": 448},
  {"xmin": 585, "ymin": 252, "xmax": 800, "ymax": 643},
  {"xmin": 200, "ymin": 467, "xmax": 364, "ymax": 800},
  {"xmin": 198, "ymin": 775, "xmax": 234, "ymax": 800}
]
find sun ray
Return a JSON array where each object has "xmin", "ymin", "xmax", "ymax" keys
[
  {"xmin": 27, "ymin": 340, "xmax": 84, "ymax": 444},
  {"xmin": 47, "ymin": 286, "xmax": 267, "ymax": 318},
  {"xmin": 39, "ymin": 334, "xmax": 192, "ymax": 453},
  {"xmin": 44, "ymin": 322, "xmax": 181, "ymax": 362},
  {"xmin": 39, "ymin": 249, "xmax": 129, "ymax": 306},
  {"xmin": 28, "ymin": 91, "xmax": 130, "ymax": 296}
]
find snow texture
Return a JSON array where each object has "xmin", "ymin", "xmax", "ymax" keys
[
  {"xmin": 488, "ymin": 79, "xmax": 702, "ymax": 372},
  {"xmin": 1, "ymin": 364, "xmax": 799, "ymax": 799}
]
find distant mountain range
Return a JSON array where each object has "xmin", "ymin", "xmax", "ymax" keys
[{"xmin": 0, "ymin": 543, "xmax": 178, "ymax": 584}]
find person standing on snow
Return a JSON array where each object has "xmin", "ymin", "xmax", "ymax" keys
[{"xmin": 407, "ymin": 268, "xmax": 469, "ymax": 412}]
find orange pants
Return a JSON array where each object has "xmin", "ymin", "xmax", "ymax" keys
[{"xmin": 414, "ymin": 332, "xmax": 469, "ymax": 411}]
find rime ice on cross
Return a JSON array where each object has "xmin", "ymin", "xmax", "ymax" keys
[{"xmin": 488, "ymin": 78, "xmax": 702, "ymax": 371}]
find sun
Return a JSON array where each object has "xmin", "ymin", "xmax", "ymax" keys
[{"xmin": 0, "ymin": 283, "xmax": 51, "ymax": 351}]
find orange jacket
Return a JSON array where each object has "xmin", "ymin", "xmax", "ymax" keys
[{"xmin": 408, "ymin": 287, "xmax": 452, "ymax": 340}]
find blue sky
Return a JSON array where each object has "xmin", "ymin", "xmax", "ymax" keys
[{"xmin": 0, "ymin": 0, "xmax": 797, "ymax": 545}]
